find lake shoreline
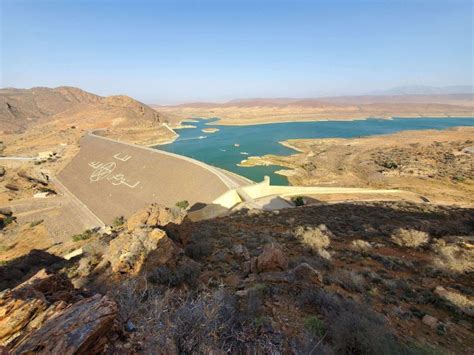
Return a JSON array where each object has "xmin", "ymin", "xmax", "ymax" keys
[
  {"xmin": 175, "ymin": 114, "xmax": 474, "ymax": 127},
  {"xmin": 159, "ymin": 117, "xmax": 474, "ymax": 186}
]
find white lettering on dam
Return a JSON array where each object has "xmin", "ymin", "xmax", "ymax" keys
[{"xmin": 88, "ymin": 154, "xmax": 140, "ymax": 189}]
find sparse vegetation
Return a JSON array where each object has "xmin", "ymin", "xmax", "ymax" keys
[
  {"xmin": 112, "ymin": 216, "xmax": 125, "ymax": 228},
  {"xmin": 0, "ymin": 244, "xmax": 13, "ymax": 252},
  {"xmin": 304, "ymin": 316, "xmax": 325, "ymax": 337},
  {"xmin": 175, "ymin": 200, "xmax": 189, "ymax": 210},
  {"xmin": 294, "ymin": 224, "xmax": 331, "ymax": 258},
  {"xmin": 292, "ymin": 196, "xmax": 305, "ymax": 206},
  {"xmin": 72, "ymin": 229, "xmax": 94, "ymax": 242},
  {"xmin": 391, "ymin": 228, "xmax": 429, "ymax": 248},
  {"xmin": 0, "ymin": 216, "xmax": 15, "ymax": 229},
  {"xmin": 184, "ymin": 240, "xmax": 213, "ymax": 260},
  {"xmin": 148, "ymin": 260, "xmax": 201, "ymax": 287},
  {"xmin": 29, "ymin": 220, "xmax": 44, "ymax": 228},
  {"xmin": 351, "ymin": 239, "xmax": 372, "ymax": 252},
  {"xmin": 432, "ymin": 239, "xmax": 474, "ymax": 273}
]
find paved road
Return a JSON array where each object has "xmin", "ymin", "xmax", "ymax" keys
[
  {"xmin": 58, "ymin": 133, "xmax": 250, "ymax": 224},
  {"xmin": 0, "ymin": 157, "xmax": 37, "ymax": 161}
]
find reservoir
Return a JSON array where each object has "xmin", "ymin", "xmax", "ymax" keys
[{"xmin": 157, "ymin": 117, "xmax": 474, "ymax": 185}]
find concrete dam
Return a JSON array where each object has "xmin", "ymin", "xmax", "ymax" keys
[{"xmin": 57, "ymin": 133, "xmax": 250, "ymax": 224}]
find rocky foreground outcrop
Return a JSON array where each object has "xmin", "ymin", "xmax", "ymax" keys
[
  {"xmin": 0, "ymin": 203, "xmax": 185, "ymax": 353},
  {"xmin": 1, "ymin": 201, "xmax": 473, "ymax": 353},
  {"xmin": 0, "ymin": 269, "xmax": 117, "ymax": 353}
]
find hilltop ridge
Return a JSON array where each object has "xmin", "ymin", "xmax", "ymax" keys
[{"xmin": 0, "ymin": 86, "xmax": 176, "ymax": 134}]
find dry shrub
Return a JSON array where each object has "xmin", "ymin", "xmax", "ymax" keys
[
  {"xmin": 351, "ymin": 239, "xmax": 372, "ymax": 252},
  {"xmin": 435, "ymin": 286, "xmax": 474, "ymax": 315},
  {"xmin": 432, "ymin": 239, "xmax": 474, "ymax": 273},
  {"xmin": 391, "ymin": 228, "xmax": 429, "ymax": 248},
  {"xmin": 294, "ymin": 225, "xmax": 332, "ymax": 258},
  {"xmin": 327, "ymin": 270, "xmax": 367, "ymax": 293},
  {"xmin": 109, "ymin": 278, "xmax": 280, "ymax": 353},
  {"xmin": 297, "ymin": 289, "xmax": 403, "ymax": 354}
]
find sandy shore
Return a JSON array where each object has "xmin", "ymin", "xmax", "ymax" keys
[
  {"xmin": 158, "ymin": 99, "xmax": 474, "ymax": 126},
  {"xmin": 202, "ymin": 128, "xmax": 220, "ymax": 133}
]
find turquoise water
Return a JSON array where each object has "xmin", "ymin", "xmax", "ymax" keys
[{"xmin": 157, "ymin": 117, "xmax": 474, "ymax": 185}]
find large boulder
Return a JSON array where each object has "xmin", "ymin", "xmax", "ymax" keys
[
  {"xmin": 0, "ymin": 269, "xmax": 79, "ymax": 347},
  {"xmin": 127, "ymin": 203, "xmax": 186, "ymax": 232},
  {"xmin": 0, "ymin": 269, "xmax": 118, "ymax": 353},
  {"xmin": 105, "ymin": 228, "xmax": 178, "ymax": 274},
  {"xmin": 13, "ymin": 294, "xmax": 117, "ymax": 354},
  {"xmin": 252, "ymin": 244, "xmax": 288, "ymax": 273}
]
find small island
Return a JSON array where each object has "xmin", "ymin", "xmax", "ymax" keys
[{"xmin": 202, "ymin": 127, "xmax": 220, "ymax": 133}]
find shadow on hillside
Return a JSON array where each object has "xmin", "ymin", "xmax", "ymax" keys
[
  {"xmin": 0, "ymin": 249, "xmax": 71, "ymax": 291},
  {"xmin": 281, "ymin": 201, "xmax": 474, "ymax": 238}
]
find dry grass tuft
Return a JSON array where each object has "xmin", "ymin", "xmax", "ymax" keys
[
  {"xmin": 351, "ymin": 239, "xmax": 372, "ymax": 252},
  {"xmin": 432, "ymin": 239, "xmax": 474, "ymax": 273},
  {"xmin": 294, "ymin": 224, "xmax": 332, "ymax": 259},
  {"xmin": 390, "ymin": 228, "xmax": 429, "ymax": 248}
]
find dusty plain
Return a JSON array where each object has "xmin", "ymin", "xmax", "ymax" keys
[{"xmin": 156, "ymin": 94, "xmax": 474, "ymax": 125}]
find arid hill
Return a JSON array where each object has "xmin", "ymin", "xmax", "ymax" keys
[
  {"xmin": 156, "ymin": 94, "xmax": 474, "ymax": 125},
  {"xmin": 0, "ymin": 86, "xmax": 183, "ymax": 133},
  {"xmin": 0, "ymin": 87, "xmax": 180, "ymax": 168},
  {"xmin": 1, "ymin": 201, "xmax": 473, "ymax": 353}
]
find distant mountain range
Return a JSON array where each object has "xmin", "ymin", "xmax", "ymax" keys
[{"xmin": 368, "ymin": 85, "xmax": 473, "ymax": 96}]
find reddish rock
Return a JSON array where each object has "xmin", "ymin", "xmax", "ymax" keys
[
  {"xmin": 127, "ymin": 203, "xmax": 186, "ymax": 231},
  {"xmin": 422, "ymin": 314, "xmax": 438, "ymax": 329},
  {"xmin": 254, "ymin": 244, "xmax": 288, "ymax": 273}
]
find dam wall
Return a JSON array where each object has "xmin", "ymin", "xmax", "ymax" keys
[{"xmin": 58, "ymin": 133, "xmax": 246, "ymax": 224}]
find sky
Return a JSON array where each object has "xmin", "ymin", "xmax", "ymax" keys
[{"xmin": 1, "ymin": 0, "xmax": 472, "ymax": 104}]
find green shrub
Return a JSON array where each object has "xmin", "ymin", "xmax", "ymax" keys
[
  {"xmin": 112, "ymin": 216, "xmax": 125, "ymax": 227},
  {"xmin": 0, "ymin": 244, "xmax": 13, "ymax": 252},
  {"xmin": 175, "ymin": 200, "xmax": 189, "ymax": 210},
  {"xmin": 184, "ymin": 241, "xmax": 213, "ymax": 260},
  {"xmin": 292, "ymin": 196, "xmax": 305, "ymax": 206},
  {"xmin": 148, "ymin": 261, "xmax": 201, "ymax": 287},
  {"xmin": 72, "ymin": 229, "xmax": 94, "ymax": 242},
  {"xmin": 304, "ymin": 316, "xmax": 325, "ymax": 337},
  {"xmin": 0, "ymin": 216, "xmax": 15, "ymax": 229},
  {"xmin": 29, "ymin": 219, "xmax": 44, "ymax": 228}
]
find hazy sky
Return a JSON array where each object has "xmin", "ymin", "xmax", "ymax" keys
[{"xmin": 1, "ymin": 0, "xmax": 472, "ymax": 103}]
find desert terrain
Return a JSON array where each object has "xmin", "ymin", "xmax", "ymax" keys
[
  {"xmin": 1, "ymin": 88, "xmax": 473, "ymax": 354},
  {"xmin": 0, "ymin": 87, "xmax": 183, "ymax": 256},
  {"xmin": 156, "ymin": 94, "xmax": 474, "ymax": 125},
  {"xmin": 1, "ymin": 200, "xmax": 473, "ymax": 353},
  {"xmin": 240, "ymin": 127, "xmax": 474, "ymax": 206}
]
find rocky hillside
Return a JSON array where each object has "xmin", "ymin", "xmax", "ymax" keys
[
  {"xmin": 0, "ymin": 86, "xmax": 176, "ymax": 133},
  {"xmin": 1, "ymin": 201, "xmax": 473, "ymax": 353}
]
